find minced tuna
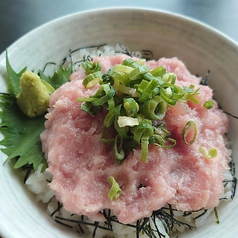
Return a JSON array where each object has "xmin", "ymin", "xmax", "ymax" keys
[{"xmin": 40, "ymin": 55, "xmax": 230, "ymax": 224}]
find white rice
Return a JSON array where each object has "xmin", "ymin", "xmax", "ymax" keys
[{"xmin": 24, "ymin": 44, "xmax": 235, "ymax": 238}]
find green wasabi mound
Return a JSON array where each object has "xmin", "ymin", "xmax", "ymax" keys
[{"xmin": 16, "ymin": 71, "xmax": 50, "ymax": 118}]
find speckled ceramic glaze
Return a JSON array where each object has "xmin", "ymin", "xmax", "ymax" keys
[{"xmin": 0, "ymin": 8, "xmax": 237, "ymax": 238}]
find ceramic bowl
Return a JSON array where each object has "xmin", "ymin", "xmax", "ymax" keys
[{"xmin": 0, "ymin": 7, "xmax": 237, "ymax": 238}]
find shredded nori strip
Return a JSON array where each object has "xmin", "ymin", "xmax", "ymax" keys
[
  {"xmin": 200, "ymin": 70, "xmax": 210, "ymax": 85},
  {"xmin": 141, "ymin": 50, "xmax": 154, "ymax": 61}
]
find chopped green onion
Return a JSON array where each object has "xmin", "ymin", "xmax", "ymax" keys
[
  {"xmin": 162, "ymin": 73, "xmax": 176, "ymax": 84},
  {"xmin": 110, "ymin": 71, "xmax": 129, "ymax": 85},
  {"xmin": 114, "ymin": 135, "xmax": 125, "ymax": 165},
  {"xmin": 199, "ymin": 146, "xmax": 217, "ymax": 159},
  {"xmin": 118, "ymin": 116, "xmax": 139, "ymax": 128},
  {"xmin": 160, "ymin": 83, "xmax": 184, "ymax": 105},
  {"xmin": 123, "ymin": 98, "xmax": 139, "ymax": 117},
  {"xmin": 113, "ymin": 64, "xmax": 134, "ymax": 74},
  {"xmin": 143, "ymin": 96, "xmax": 167, "ymax": 120},
  {"xmin": 163, "ymin": 138, "xmax": 177, "ymax": 148},
  {"xmin": 113, "ymin": 106, "xmax": 131, "ymax": 139},
  {"xmin": 80, "ymin": 102, "xmax": 102, "ymax": 116},
  {"xmin": 133, "ymin": 120, "xmax": 153, "ymax": 144},
  {"xmin": 138, "ymin": 78, "xmax": 160, "ymax": 102},
  {"xmin": 117, "ymin": 84, "xmax": 133, "ymax": 95},
  {"xmin": 100, "ymin": 127, "xmax": 115, "ymax": 144},
  {"xmin": 77, "ymin": 58, "xmax": 202, "ymax": 164},
  {"xmin": 92, "ymin": 85, "xmax": 115, "ymax": 106},
  {"xmin": 149, "ymin": 134, "xmax": 164, "ymax": 145},
  {"xmin": 82, "ymin": 61, "xmax": 101, "ymax": 75},
  {"xmin": 104, "ymin": 108, "xmax": 116, "ymax": 127},
  {"xmin": 183, "ymin": 85, "xmax": 200, "ymax": 104},
  {"xmin": 122, "ymin": 58, "xmax": 142, "ymax": 68},
  {"xmin": 150, "ymin": 66, "xmax": 166, "ymax": 77},
  {"xmin": 140, "ymin": 134, "xmax": 150, "ymax": 162},
  {"xmin": 108, "ymin": 176, "xmax": 122, "ymax": 200},
  {"xmin": 82, "ymin": 71, "xmax": 102, "ymax": 88},
  {"xmin": 129, "ymin": 65, "xmax": 150, "ymax": 80},
  {"xmin": 182, "ymin": 121, "xmax": 198, "ymax": 145},
  {"xmin": 203, "ymin": 100, "xmax": 214, "ymax": 109},
  {"xmin": 209, "ymin": 148, "xmax": 217, "ymax": 158},
  {"xmin": 144, "ymin": 72, "xmax": 164, "ymax": 85}
]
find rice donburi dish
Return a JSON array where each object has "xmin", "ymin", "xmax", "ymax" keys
[{"xmin": 0, "ymin": 45, "xmax": 236, "ymax": 238}]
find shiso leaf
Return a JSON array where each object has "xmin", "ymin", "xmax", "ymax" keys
[
  {"xmin": 38, "ymin": 64, "xmax": 72, "ymax": 90},
  {"xmin": 0, "ymin": 93, "xmax": 47, "ymax": 171},
  {"xmin": 5, "ymin": 51, "xmax": 27, "ymax": 97},
  {"xmin": 0, "ymin": 52, "xmax": 71, "ymax": 171}
]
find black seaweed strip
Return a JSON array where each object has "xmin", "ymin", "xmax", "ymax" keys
[
  {"xmin": 223, "ymin": 181, "xmax": 229, "ymax": 187},
  {"xmin": 51, "ymin": 202, "xmax": 63, "ymax": 217},
  {"xmin": 115, "ymin": 44, "xmax": 132, "ymax": 56},
  {"xmin": 42, "ymin": 62, "xmax": 57, "ymax": 73},
  {"xmin": 136, "ymin": 218, "xmax": 152, "ymax": 237},
  {"xmin": 87, "ymin": 222, "xmax": 111, "ymax": 232},
  {"xmin": 194, "ymin": 209, "xmax": 208, "ymax": 220},
  {"xmin": 141, "ymin": 50, "xmax": 153, "ymax": 60},
  {"xmin": 115, "ymin": 44, "xmax": 142, "ymax": 58},
  {"xmin": 102, "ymin": 209, "xmax": 113, "ymax": 230},
  {"xmin": 70, "ymin": 44, "xmax": 107, "ymax": 54},
  {"xmin": 109, "ymin": 216, "xmax": 137, "ymax": 229},
  {"xmin": 55, "ymin": 216, "xmax": 112, "ymax": 231},
  {"xmin": 136, "ymin": 220, "xmax": 140, "ymax": 238},
  {"xmin": 229, "ymin": 155, "xmax": 237, "ymax": 199},
  {"xmin": 154, "ymin": 209, "xmax": 195, "ymax": 231},
  {"xmin": 76, "ymin": 223, "xmax": 85, "ymax": 234},
  {"xmin": 224, "ymin": 111, "xmax": 238, "ymax": 120},
  {"xmin": 143, "ymin": 222, "xmax": 155, "ymax": 238},
  {"xmin": 168, "ymin": 204, "xmax": 175, "ymax": 231},
  {"xmin": 200, "ymin": 70, "xmax": 210, "ymax": 85},
  {"xmin": 54, "ymin": 216, "xmax": 80, "ymax": 224},
  {"xmin": 62, "ymin": 57, "xmax": 68, "ymax": 65},
  {"xmin": 183, "ymin": 211, "xmax": 192, "ymax": 217},
  {"xmin": 63, "ymin": 44, "xmax": 108, "ymax": 68},
  {"xmin": 232, "ymin": 176, "xmax": 237, "ymax": 199},
  {"xmin": 55, "ymin": 219, "xmax": 74, "ymax": 228},
  {"xmin": 151, "ymin": 215, "xmax": 166, "ymax": 238},
  {"xmin": 73, "ymin": 55, "xmax": 94, "ymax": 68},
  {"xmin": 92, "ymin": 222, "xmax": 99, "ymax": 237}
]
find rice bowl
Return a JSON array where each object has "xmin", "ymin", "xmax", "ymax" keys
[{"xmin": 0, "ymin": 8, "xmax": 238, "ymax": 238}]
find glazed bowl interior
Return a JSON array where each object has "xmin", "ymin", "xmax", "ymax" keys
[{"xmin": 0, "ymin": 8, "xmax": 237, "ymax": 238}]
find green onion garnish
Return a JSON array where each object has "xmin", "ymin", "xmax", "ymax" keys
[
  {"xmin": 82, "ymin": 71, "xmax": 102, "ymax": 88},
  {"xmin": 82, "ymin": 61, "xmax": 102, "ymax": 75},
  {"xmin": 183, "ymin": 85, "xmax": 200, "ymax": 104},
  {"xmin": 203, "ymin": 100, "xmax": 214, "ymax": 109},
  {"xmin": 78, "ymin": 58, "xmax": 201, "ymax": 163},
  {"xmin": 199, "ymin": 146, "xmax": 217, "ymax": 159},
  {"xmin": 182, "ymin": 121, "xmax": 198, "ymax": 145},
  {"xmin": 108, "ymin": 176, "xmax": 122, "ymax": 201}
]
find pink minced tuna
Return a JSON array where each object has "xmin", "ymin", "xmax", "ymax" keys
[{"xmin": 41, "ymin": 55, "xmax": 230, "ymax": 224}]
